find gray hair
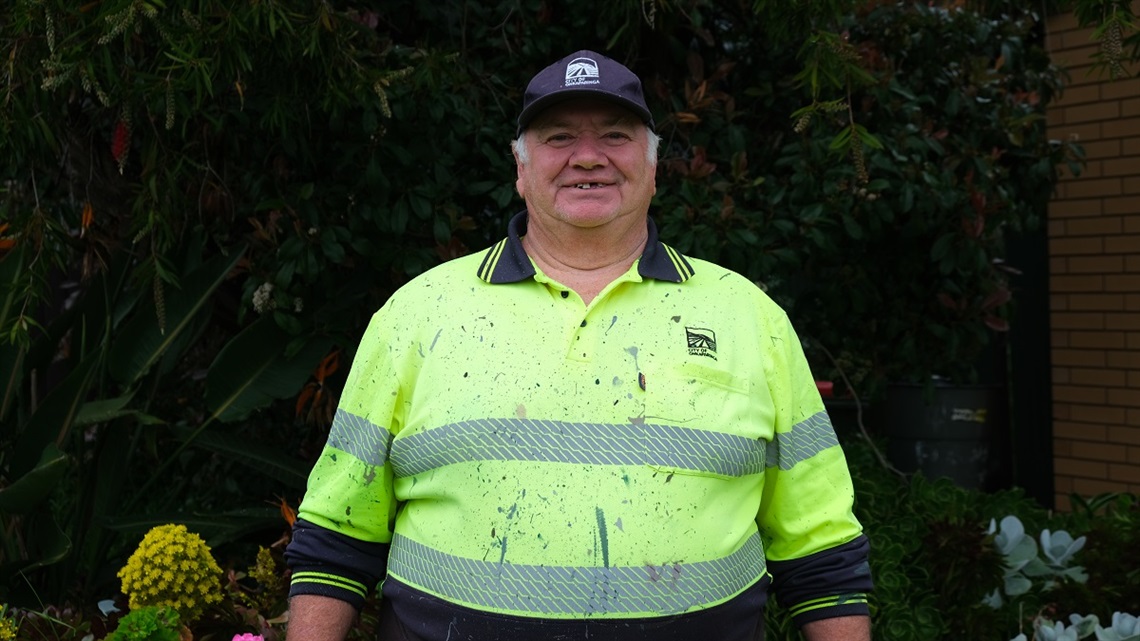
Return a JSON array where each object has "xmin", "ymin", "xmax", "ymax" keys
[{"xmin": 513, "ymin": 130, "xmax": 661, "ymax": 166}]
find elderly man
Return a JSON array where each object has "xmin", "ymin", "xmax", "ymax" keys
[{"xmin": 284, "ymin": 50, "xmax": 872, "ymax": 641}]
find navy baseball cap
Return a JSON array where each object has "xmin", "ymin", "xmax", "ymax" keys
[{"xmin": 517, "ymin": 50, "xmax": 655, "ymax": 135}]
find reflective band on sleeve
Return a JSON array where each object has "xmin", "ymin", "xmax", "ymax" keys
[
  {"xmin": 327, "ymin": 408, "xmax": 392, "ymax": 466},
  {"xmin": 290, "ymin": 571, "xmax": 369, "ymax": 599},
  {"xmin": 788, "ymin": 593, "xmax": 869, "ymax": 617},
  {"xmin": 386, "ymin": 532, "xmax": 766, "ymax": 616},
  {"xmin": 764, "ymin": 412, "xmax": 839, "ymax": 471},
  {"xmin": 389, "ymin": 418, "xmax": 766, "ymax": 478}
]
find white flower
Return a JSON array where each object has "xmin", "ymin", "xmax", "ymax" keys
[{"xmin": 252, "ymin": 282, "xmax": 275, "ymax": 314}]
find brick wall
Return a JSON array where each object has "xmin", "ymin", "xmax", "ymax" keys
[{"xmin": 1045, "ymin": 12, "xmax": 1140, "ymax": 510}]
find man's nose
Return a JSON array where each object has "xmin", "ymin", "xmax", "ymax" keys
[{"xmin": 569, "ymin": 136, "xmax": 607, "ymax": 168}]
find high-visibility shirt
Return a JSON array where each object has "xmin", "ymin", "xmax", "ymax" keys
[{"xmin": 286, "ymin": 213, "xmax": 871, "ymax": 634}]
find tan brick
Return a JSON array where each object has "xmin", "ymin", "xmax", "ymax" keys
[
  {"xmin": 1130, "ymin": 446, "xmax": 1140, "ymax": 464},
  {"xmin": 1069, "ymin": 256, "xmax": 1125, "ymax": 273},
  {"xmin": 1054, "ymin": 420, "xmax": 1108, "ymax": 440},
  {"xmin": 1050, "ymin": 237, "xmax": 1105, "ymax": 254},
  {"xmin": 1073, "ymin": 478, "xmax": 1131, "ymax": 495},
  {"xmin": 1052, "ymin": 312, "xmax": 1106, "ymax": 329},
  {"xmin": 1055, "ymin": 438, "xmax": 1074, "ymax": 457},
  {"xmin": 1052, "ymin": 256, "xmax": 1070, "ymax": 274},
  {"xmin": 1107, "ymin": 199, "xmax": 1140, "ymax": 217},
  {"xmin": 1050, "ymin": 294, "xmax": 1070, "ymax": 311},
  {"xmin": 1070, "ymin": 330, "xmax": 1126, "ymax": 349},
  {"xmin": 1129, "ymin": 408, "xmax": 1140, "ymax": 424},
  {"xmin": 1079, "ymin": 405, "xmax": 1129, "ymax": 424},
  {"xmin": 1073, "ymin": 441, "xmax": 1130, "ymax": 462},
  {"xmin": 1109, "ymin": 387, "xmax": 1140, "ymax": 407},
  {"xmin": 1055, "ymin": 403, "xmax": 1072, "ymax": 420},
  {"xmin": 1059, "ymin": 83, "xmax": 1104, "ymax": 108},
  {"xmin": 1081, "ymin": 160, "xmax": 1104, "ymax": 179},
  {"xmin": 1107, "ymin": 313, "xmax": 1140, "ymax": 331},
  {"xmin": 1107, "ymin": 350, "xmax": 1140, "ymax": 368},
  {"xmin": 1050, "ymin": 122, "xmax": 1103, "ymax": 143},
  {"xmin": 1109, "ymin": 463, "xmax": 1140, "ymax": 483},
  {"xmin": 1052, "ymin": 275, "xmax": 1104, "ymax": 292},
  {"xmin": 1051, "ymin": 330, "xmax": 1071, "ymax": 347},
  {"xmin": 1048, "ymin": 218, "xmax": 1068, "ymax": 237},
  {"xmin": 1124, "ymin": 98, "xmax": 1140, "ymax": 118},
  {"xmin": 1054, "ymin": 492, "xmax": 1072, "ymax": 512},
  {"xmin": 1047, "ymin": 12, "xmax": 1083, "ymax": 33},
  {"xmin": 1049, "ymin": 198, "xmax": 1104, "ymax": 218},
  {"xmin": 1126, "ymin": 217, "xmax": 1140, "ymax": 233},
  {"xmin": 1083, "ymin": 138, "xmax": 1123, "ymax": 159},
  {"xmin": 1070, "ymin": 366, "xmax": 1127, "ymax": 386},
  {"xmin": 1105, "ymin": 77, "xmax": 1140, "ymax": 101},
  {"xmin": 1108, "ymin": 425, "xmax": 1140, "ymax": 444},
  {"xmin": 1126, "ymin": 176, "xmax": 1140, "ymax": 195},
  {"xmin": 1104, "ymin": 157, "xmax": 1140, "ymax": 177},
  {"xmin": 1068, "ymin": 177, "xmax": 1122, "ymax": 199},
  {"xmin": 1067, "ymin": 217, "xmax": 1124, "ymax": 235},
  {"xmin": 1106, "ymin": 274, "xmax": 1140, "ymax": 291},
  {"xmin": 1129, "ymin": 294, "xmax": 1140, "ymax": 311},
  {"xmin": 1115, "ymin": 118, "xmax": 1140, "ymax": 138},
  {"xmin": 1056, "ymin": 456, "xmax": 1108, "ymax": 477},
  {"xmin": 1067, "ymin": 294, "xmax": 1125, "ymax": 311},
  {"xmin": 1055, "ymin": 385, "xmax": 1108, "ymax": 404},
  {"xmin": 1048, "ymin": 121, "xmax": 1103, "ymax": 142},
  {"xmin": 1062, "ymin": 101, "xmax": 1117, "ymax": 124},
  {"xmin": 1124, "ymin": 138, "xmax": 1140, "ymax": 157},
  {"xmin": 1054, "ymin": 367, "xmax": 1071, "ymax": 384},
  {"xmin": 1131, "ymin": 370, "xmax": 1140, "ymax": 388},
  {"xmin": 1105, "ymin": 235, "xmax": 1140, "ymax": 253},
  {"xmin": 1052, "ymin": 348, "xmax": 1105, "ymax": 367},
  {"xmin": 1127, "ymin": 255, "xmax": 1140, "ymax": 272},
  {"xmin": 1128, "ymin": 332, "xmax": 1140, "ymax": 350}
]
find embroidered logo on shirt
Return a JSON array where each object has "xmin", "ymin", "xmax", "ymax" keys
[
  {"xmin": 565, "ymin": 57, "xmax": 601, "ymax": 86},
  {"xmin": 686, "ymin": 327, "xmax": 717, "ymax": 360}
]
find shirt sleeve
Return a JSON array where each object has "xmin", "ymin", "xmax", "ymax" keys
[
  {"xmin": 755, "ymin": 309, "xmax": 873, "ymax": 626},
  {"xmin": 284, "ymin": 309, "xmax": 403, "ymax": 607}
]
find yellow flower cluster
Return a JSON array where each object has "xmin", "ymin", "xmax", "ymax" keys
[
  {"xmin": 117, "ymin": 524, "xmax": 223, "ymax": 623},
  {"xmin": 0, "ymin": 614, "xmax": 17, "ymax": 641}
]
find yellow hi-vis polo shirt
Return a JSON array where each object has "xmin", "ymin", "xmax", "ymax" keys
[{"xmin": 294, "ymin": 213, "xmax": 867, "ymax": 621}]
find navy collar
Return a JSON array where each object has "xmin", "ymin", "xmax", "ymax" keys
[{"xmin": 476, "ymin": 212, "xmax": 695, "ymax": 284}]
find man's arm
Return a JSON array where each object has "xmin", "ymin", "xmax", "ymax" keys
[
  {"xmin": 802, "ymin": 615, "xmax": 871, "ymax": 641},
  {"xmin": 287, "ymin": 594, "xmax": 358, "ymax": 641}
]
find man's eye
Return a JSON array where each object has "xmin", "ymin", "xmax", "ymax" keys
[
  {"xmin": 604, "ymin": 132, "xmax": 632, "ymax": 142},
  {"xmin": 546, "ymin": 134, "xmax": 574, "ymax": 144}
]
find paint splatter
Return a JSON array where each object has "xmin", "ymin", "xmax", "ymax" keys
[{"xmin": 595, "ymin": 507, "xmax": 610, "ymax": 568}]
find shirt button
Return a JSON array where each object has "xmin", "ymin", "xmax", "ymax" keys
[
  {"xmin": 561, "ymin": 291, "xmax": 570, "ymax": 298},
  {"xmin": 580, "ymin": 320, "xmax": 587, "ymax": 327}
]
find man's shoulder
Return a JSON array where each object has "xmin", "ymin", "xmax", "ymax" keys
[{"xmin": 682, "ymin": 256, "xmax": 782, "ymax": 309}]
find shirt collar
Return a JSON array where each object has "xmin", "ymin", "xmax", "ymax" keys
[{"xmin": 476, "ymin": 211, "xmax": 695, "ymax": 285}]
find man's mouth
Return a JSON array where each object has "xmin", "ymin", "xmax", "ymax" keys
[{"xmin": 573, "ymin": 183, "xmax": 607, "ymax": 190}]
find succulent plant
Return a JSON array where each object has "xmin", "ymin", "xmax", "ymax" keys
[{"xmin": 117, "ymin": 524, "xmax": 223, "ymax": 623}]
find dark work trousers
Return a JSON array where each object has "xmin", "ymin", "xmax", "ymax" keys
[{"xmin": 375, "ymin": 598, "xmax": 767, "ymax": 641}]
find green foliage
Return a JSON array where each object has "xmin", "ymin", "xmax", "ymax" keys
[{"xmin": 105, "ymin": 606, "xmax": 181, "ymax": 641}]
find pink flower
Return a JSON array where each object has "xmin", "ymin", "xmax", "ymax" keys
[{"xmin": 232, "ymin": 635, "xmax": 263, "ymax": 641}]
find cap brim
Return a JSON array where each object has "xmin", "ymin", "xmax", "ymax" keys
[{"xmin": 516, "ymin": 89, "xmax": 654, "ymax": 135}]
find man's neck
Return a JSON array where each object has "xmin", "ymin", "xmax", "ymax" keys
[{"xmin": 521, "ymin": 216, "xmax": 648, "ymax": 305}]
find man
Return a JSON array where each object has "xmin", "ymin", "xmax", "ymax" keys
[{"xmin": 284, "ymin": 50, "xmax": 872, "ymax": 641}]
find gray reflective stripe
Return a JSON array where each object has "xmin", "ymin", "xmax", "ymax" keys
[
  {"xmin": 326, "ymin": 408, "xmax": 392, "ymax": 466},
  {"xmin": 387, "ymin": 532, "xmax": 765, "ymax": 616},
  {"xmin": 765, "ymin": 411, "xmax": 838, "ymax": 471},
  {"xmin": 389, "ymin": 418, "xmax": 766, "ymax": 478}
]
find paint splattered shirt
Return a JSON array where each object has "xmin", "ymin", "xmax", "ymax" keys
[{"xmin": 285, "ymin": 213, "xmax": 872, "ymax": 639}]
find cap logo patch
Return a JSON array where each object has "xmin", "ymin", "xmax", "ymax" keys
[{"xmin": 564, "ymin": 57, "xmax": 601, "ymax": 87}]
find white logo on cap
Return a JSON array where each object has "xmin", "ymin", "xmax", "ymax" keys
[{"xmin": 565, "ymin": 57, "xmax": 600, "ymax": 87}]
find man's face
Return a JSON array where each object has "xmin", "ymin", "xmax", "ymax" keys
[{"xmin": 515, "ymin": 99, "xmax": 656, "ymax": 232}]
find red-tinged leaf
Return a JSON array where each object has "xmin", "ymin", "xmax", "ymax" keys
[
  {"xmin": 294, "ymin": 383, "xmax": 316, "ymax": 418},
  {"xmin": 111, "ymin": 120, "xmax": 130, "ymax": 164},
  {"xmin": 982, "ymin": 287, "xmax": 1012, "ymax": 310},
  {"xmin": 937, "ymin": 292, "xmax": 959, "ymax": 310},
  {"xmin": 985, "ymin": 315, "xmax": 1010, "ymax": 332}
]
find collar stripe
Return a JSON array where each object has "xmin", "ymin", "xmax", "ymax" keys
[
  {"xmin": 479, "ymin": 212, "xmax": 695, "ymax": 285},
  {"xmin": 478, "ymin": 239, "xmax": 507, "ymax": 283},
  {"xmin": 663, "ymin": 244, "xmax": 695, "ymax": 281}
]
